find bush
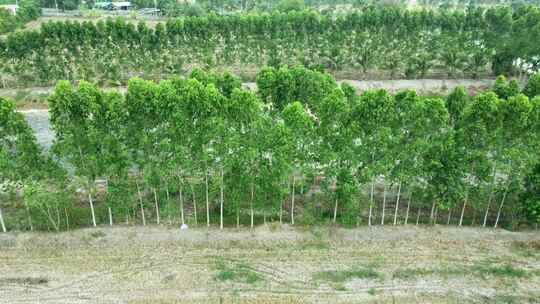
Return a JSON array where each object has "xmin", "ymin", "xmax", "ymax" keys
[{"xmin": 523, "ymin": 73, "xmax": 540, "ymax": 98}]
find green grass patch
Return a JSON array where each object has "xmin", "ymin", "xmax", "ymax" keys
[
  {"xmin": 215, "ymin": 260, "xmax": 263, "ymax": 285},
  {"xmin": 313, "ymin": 267, "xmax": 381, "ymax": 283},
  {"xmin": 473, "ymin": 263, "xmax": 528, "ymax": 279}
]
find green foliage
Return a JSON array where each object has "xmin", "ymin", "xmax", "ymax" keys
[
  {"xmin": 523, "ymin": 73, "xmax": 540, "ymax": 98},
  {"xmin": 313, "ymin": 267, "xmax": 381, "ymax": 283},
  {"xmin": 215, "ymin": 260, "xmax": 263, "ymax": 284}
]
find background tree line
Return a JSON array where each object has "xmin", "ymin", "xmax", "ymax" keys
[
  {"xmin": 1, "ymin": 5, "xmax": 540, "ymax": 88},
  {"xmin": 0, "ymin": 0, "xmax": 41, "ymax": 34},
  {"xmin": 1, "ymin": 67, "xmax": 540, "ymax": 232}
]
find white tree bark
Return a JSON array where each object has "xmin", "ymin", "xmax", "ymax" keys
[
  {"xmin": 205, "ymin": 171, "xmax": 210, "ymax": 227},
  {"xmin": 393, "ymin": 182, "xmax": 402, "ymax": 225},
  {"xmin": 368, "ymin": 176, "xmax": 374, "ymax": 226},
  {"xmin": 291, "ymin": 175, "xmax": 296, "ymax": 225},
  {"xmin": 23, "ymin": 196, "xmax": 33, "ymax": 231},
  {"xmin": 179, "ymin": 187, "xmax": 185, "ymax": 226},
  {"xmin": 447, "ymin": 209, "xmax": 452, "ymax": 225},
  {"xmin": 108, "ymin": 207, "xmax": 113, "ymax": 226},
  {"xmin": 381, "ymin": 183, "xmax": 386, "ymax": 225},
  {"xmin": 494, "ymin": 186, "xmax": 509, "ymax": 229},
  {"xmin": 153, "ymin": 188, "xmax": 160, "ymax": 225},
  {"xmin": 483, "ymin": 164, "xmax": 497, "ymax": 227},
  {"xmin": 416, "ymin": 208, "xmax": 421, "ymax": 225},
  {"xmin": 136, "ymin": 180, "xmax": 146, "ymax": 226},
  {"xmin": 0, "ymin": 207, "xmax": 6, "ymax": 232},
  {"xmin": 250, "ymin": 182, "xmax": 254, "ymax": 229},
  {"xmin": 459, "ymin": 192, "xmax": 468, "ymax": 227},
  {"xmin": 191, "ymin": 184, "xmax": 197, "ymax": 226},
  {"xmin": 404, "ymin": 191, "xmax": 412, "ymax": 225},
  {"xmin": 430, "ymin": 201, "xmax": 436, "ymax": 224},
  {"xmin": 220, "ymin": 167, "xmax": 224, "ymax": 230},
  {"xmin": 333, "ymin": 198, "xmax": 338, "ymax": 223},
  {"xmin": 88, "ymin": 192, "xmax": 97, "ymax": 227}
]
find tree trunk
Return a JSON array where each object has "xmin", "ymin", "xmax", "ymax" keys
[
  {"xmin": 191, "ymin": 184, "xmax": 197, "ymax": 226},
  {"xmin": 23, "ymin": 198, "xmax": 33, "ymax": 231},
  {"xmin": 433, "ymin": 206, "xmax": 438, "ymax": 225},
  {"xmin": 88, "ymin": 192, "xmax": 97, "ymax": 227},
  {"xmin": 220, "ymin": 167, "xmax": 224, "ymax": 230},
  {"xmin": 279, "ymin": 200, "xmax": 283, "ymax": 225},
  {"xmin": 333, "ymin": 198, "xmax": 338, "ymax": 223},
  {"xmin": 136, "ymin": 180, "xmax": 146, "ymax": 226},
  {"xmin": 236, "ymin": 208, "xmax": 240, "ymax": 229},
  {"xmin": 393, "ymin": 181, "xmax": 402, "ymax": 225},
  {"xmin": 405, "ymin": 191, "xmax": 412, "ymax": 225},
  {"xmin": 153, "ymin": 188, "xmax": 160, "ymax": 225},
  {"xmin": 483, "ymin": 164, "xmax": 497, "ymax": 227},
  {"xmin": 447, "ymin": 208, "xmax": 452, "ymax": 225},
  {"xmin": 291, "ymin": 175, "xmax": 295, "ymax": 225},
  {"xmin": 65, "ymin": 208, "xmax": 70, "ymax": 230},
  {"xmin": 179, "ymin": 187, "xmax": 185, "ymax": 226},
  {"xmin": 416, "ymin": 208, "xmax": 421, "ymax": 225},
  {"xmin": 381, "ymin": 183, "xmax": 386, "ymax": 225},
  {"xmin": 0, "ymin": 207, "xmax": 6, "ymax": 232},
  {"xmin": 205, "ymin": 171, "xmax": 210, "ymax": 227},
  {"xmin": 430, "ymin": 201, "xmax": 436, "ymax": 224},
  {"xmin": 250, "ymin": 182, "xmax": 254, "ymax": 229},
  {"xmin": 368, "ymin": 176, "xmax": 374, "ymax": 226},
  {"xmin": 108, "ymin": 207, "xmax": 113, "ymax": 226},
  {"xmin": 494, "ymin": 186, "xmax": 509, "ymax": 229},
  {"xmin": 459, "ymin": 193, "xmax": 468, "ymax": 227}
]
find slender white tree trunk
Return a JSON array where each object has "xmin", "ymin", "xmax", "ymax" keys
[
  {"xmin": 153, "ymin": 188, "xmax": 160, "ymax": 225},
  {"xmin": 381, "ymin": 183, "xmax": 386, "ymax": 225},
  {"xmin": 393, "ymin": 182, "xmax": 402, "ymax": 225},
  {"xmin": 88, "ymin": 192, "xmax": 97, "ymax": 227},
  {"xmin": 494, "ymin": 186, "xmax": 509, "ymax": 229},
  {"xmin": 291, "ymin": 175, "xmax": 296, "ymax": 225},
  {"xmin": 459, "ymin": 192, "xmax": 468, "ymax": 227},
  {"xmin": 65, "ymin": 208, "xmax": 70, "ymax": 230},
  {"xmin": 368, "ymin": 176, "xmax": 374, "ymax": 226},
  {"xmin": 179, "ymin": 187, "xmax": 185, "ymax": 226},
  {"xmin": 250, "ymin": 183, "xmax": 254, "ymax": 229},
  {"xmin": 416, "ymin": 208, "xmax": 421, "ymax": 225},
  {"xmin": 136, "ymin": 180, "xmax": 146, "ymax": 226},
  {"xmin": 191, "ymin": 184, "xmax": 197, "ymax": 226},
  {"xmin": 0, "ymin": 207, "xmax": 6, "ymax": 232},
  {"xmin": 279, "ymin": 200, "xmax": 283, "ymax": 225},
  {"xmin": 333, "ymin": 198, "xmax": 338, "ymax": 223},
  {"xmin": 108, "ymin": 207, "xmax": 113, "ymax": 226},
  {"xmin": 433, "ymin": 206, "xmax": 438, "ymax": 225},
  {"xmin": 220, "ymin": 167, "xmax": 224, "ymax": 230},
  {"xmin": 483, "ymin": 164, "xmax": 497, "ymax": 227},
  {"xmin": 205, "ymin": 171, "xmax": 210, "ymax": 227},
  {"xmin": 405, "ymin": 191, "xmax": 412, "ymax": 225},
  {"xmin": 25, "ymin": 201, "xmax": 33, "ymax": 231},
  {"xmin": 430, "ymin": 201, "xmax": 436, "ymax": 224},
  {"xmin": 447, "ymin": 209, "xmax": 452, "ymax": 225}
]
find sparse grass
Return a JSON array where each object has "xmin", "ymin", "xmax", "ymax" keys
[
  {"xmin": 473, "ymin": 263, "xmax": 528, "ymax": 279},
  {"xmin": 215, "ymin": 260, "xmax": 263, "ymax": 285},
  {"xmin": 89, "ymin": 230, "xmax": 106, "ymax": 238},
  {"xmin": 0, "ymin": 277, "xmax": 48, "ymax": 285},
  {"xmin": 296, "ymin": 241, "xmax": 330, "ymax": 251},
  {"xmin": 512, "ymin": 240, "xmax": 540, "ymax": 257},
  {"xmin": 313, "ymin": 267, "xmax": 381, "ymax": 283}
]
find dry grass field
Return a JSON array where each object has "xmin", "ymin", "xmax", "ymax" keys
[{"xmin": 1, "ymin": 225, "xmax": 539, "ymax": 304}]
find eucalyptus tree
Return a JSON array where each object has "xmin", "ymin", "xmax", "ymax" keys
[
  {"xmin": 49, "ymin": 81, "xmax": 116, "ymax": 227},
  {"xmin": 317, "ymin": 88, "xmax": 357, "ymax": 224},
  {"xmin": 0, "ymin": 98, "xmax": 53, "ymax": 232},
  {"xmin": 493, "ymin": 94, "xmax": 534, "ymax": 228},
  {"xmin": 282, "ymin": 101, "xmax": 314, "ymax": 225},
  {"xmin": 460, "ymin": 92, "xmax": 502, "ymax": 227},
  {"xmin": 352, "ymin": 89, "xmax": 395, "ymax": 226}
]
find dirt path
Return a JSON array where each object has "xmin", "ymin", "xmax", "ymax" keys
[{"xmin": 0, "ymin": 226, "xmax": 538, "ymax": 304}]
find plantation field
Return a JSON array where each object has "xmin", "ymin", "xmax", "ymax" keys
[{"xmin": 0, "ymin": 226, "xmax": 539, "ymax": 304}]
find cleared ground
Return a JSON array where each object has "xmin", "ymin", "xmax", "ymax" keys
[{"xmin": 0, "ymin": 225, "xmax": 539, "ymax": 303}]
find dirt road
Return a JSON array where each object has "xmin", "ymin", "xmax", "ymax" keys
[{"xmin": 0, "ymin": 225, "xmax": 538, "ymax": 303}]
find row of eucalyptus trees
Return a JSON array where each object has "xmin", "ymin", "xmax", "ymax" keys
[
  {"xmin": 1, "ymin": 67, "xmax": 540, "ymax": 231},
  {"xmin": 1, "ymin": 5, "xmax": 540, "ymax": 87}
]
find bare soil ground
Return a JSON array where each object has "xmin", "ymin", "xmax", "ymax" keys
[{"xmin": 1, "ymin": 225, "xmax": 539, "ymax": 304}]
